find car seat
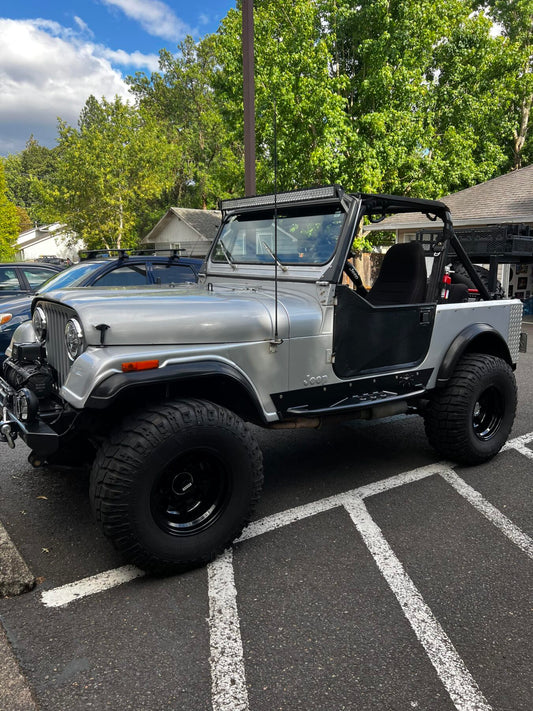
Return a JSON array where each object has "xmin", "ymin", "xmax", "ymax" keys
[{"xmin": 366, "ymin": 242, "xmax": 427, "ymax": 306}]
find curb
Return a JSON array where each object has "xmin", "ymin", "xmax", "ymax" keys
[
  {"xmin": 0, "ymin": 623, "xmax": 38, "ymax": 711},
  {"xmin": 0, "ymin": 521, "xmax": 35, "ymax": 598},
  {"xmin": 0, "ymin": 523, "xmax": 37, "ymax": 710}
]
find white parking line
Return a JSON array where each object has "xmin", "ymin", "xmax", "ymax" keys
[
  {"xmin": 40, "ymin": 430, "xmax": 533, "ymax": 611},
  {"xmin": 439, "ymin": 469, "xmax": 533, "ymax": 558},
  {"xmin": 503, "ymin": 431, "xmax": 533, "ymax": 459},
  {"xmin": 41, "ymin": 565, "xmax": 143, "ymax": 608},
  {"xmin": 34, "ymin": 430, "xmax": 533, "ymax": 711},
  {"xmin": 208, "ymin": 549, "xmax": 249, "ymax": 711},
  {"xmin": 506, "ymin": 440, "xmax": 533, "ymax": 460},
  {"xmin": 238, "ymin": 462, "xmax": 444, "ymax": 543},
  {"xmin": 344, "ymin": 495, "xmax": 492, "ymax": 711}
]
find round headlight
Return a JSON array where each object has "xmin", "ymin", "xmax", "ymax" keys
[
  {"xmin": 33, "ymin": 307, "xmax": 47, "ymax": 341},
  {"xmin": 64, "ymin": 319, "xmax": 84, "ymax": 360}
]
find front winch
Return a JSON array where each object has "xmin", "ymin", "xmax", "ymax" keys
[{"xmin": 3, "ymin": 358, "xmax": 55, "ymax": 401}]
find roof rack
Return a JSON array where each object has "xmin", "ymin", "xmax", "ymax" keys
[
  {"xmin": 133, "ymin": 248, "xmax": 185, "ymax": 259},
  {"xmin": 79, "ymin": 248, "xmax": 186, "ymax": 262},
  {"xmin": 79, "ymin": 248, "xmax": 129, "ymax": 261}
]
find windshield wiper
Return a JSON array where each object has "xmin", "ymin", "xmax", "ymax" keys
[
  {"xmin": 218, "ymin": 240, "xmax": 237, "ymax": 270},
  {"xmin": 262, "ymin": 242, "xmax": 288, "ymax": 272}
]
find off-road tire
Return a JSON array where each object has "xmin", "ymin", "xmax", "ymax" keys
[
  {"xmin": 424, "ymin": 354, "xmax": 516, "ymax": 464},
  {"xmin": 89, "ymin": 398, "xmax": 263, "ymax": 574},
  {"xmin": 451, "ymin": 261, "xmax": 505, "ymax": 298}
]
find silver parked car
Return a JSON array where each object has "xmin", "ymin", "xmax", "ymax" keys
[{"xmin": 0, "ymin": 186, "xmax": 525, "ymax": 573}]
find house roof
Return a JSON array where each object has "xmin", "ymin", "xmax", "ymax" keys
[
  {"xmin": 17, "ymin": 223, "xmax": 70, "ymax": 247},
  {"xmin": 143, "ymin": 208, "xmax": 221, "ymax": 243},
  {"xmin": 364, "ymin": 163, "xmax": 533, "ymax": 232}
]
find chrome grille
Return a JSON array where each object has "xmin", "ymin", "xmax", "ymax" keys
[{"xmin": 37, "ymin": 301, "xmax": 76, "ymax": 387}]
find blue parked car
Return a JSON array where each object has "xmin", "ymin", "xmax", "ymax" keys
[
  {"xmin": 0, "ymin": 261, "xmax": 64, "ymax": 301},
  {"xmin": 0, "ymin": 250, "xmax": 202, "ymax": 361}
]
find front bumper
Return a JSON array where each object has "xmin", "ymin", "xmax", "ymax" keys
[{"xmin": 0, "ymin": 377, "xmax": 60, "ymax": 455}]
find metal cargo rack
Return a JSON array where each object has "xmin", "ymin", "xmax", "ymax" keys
[
  {"xmin": 416, "ymin": 224, "xmax": 533, "ymax": 263},
  {"xmin": 416, "ymin": 224, "xmax": 533, "ymax": 298}
]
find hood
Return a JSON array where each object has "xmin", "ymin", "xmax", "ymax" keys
[
  {"xmin": 36, "ymin": 283, "xmax": 324, "ymax": 346},
  {"xmin": 0, "ymin": 295, "xmax": 32, "ymax": 315}
]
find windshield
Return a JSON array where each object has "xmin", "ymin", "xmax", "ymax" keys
[
  {"xmin": 36, "ymin": 261, "xmax": 108, "ymax": 293},
  {"xmin": 212, "ymin": 204, "xmax": 345, "ymax": 266}
]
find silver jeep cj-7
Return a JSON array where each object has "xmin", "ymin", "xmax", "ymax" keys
[{"xmin": 0, "ymin": 186, "xmax": 525, "ymax": 573}]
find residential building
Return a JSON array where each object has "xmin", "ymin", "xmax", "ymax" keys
[
  {"xmin": 16, "ymin": 223, "xmax": 83, "ymax": 262},
  {"xmin": 142, "ymin": 208, "xmax": 221, "ymax": 257}
]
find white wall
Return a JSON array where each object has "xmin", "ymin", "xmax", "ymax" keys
[{"xmin": 18, "ymin": 234, "xmax": 84, "ymax": 262}]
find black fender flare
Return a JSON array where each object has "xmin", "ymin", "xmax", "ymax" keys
[
  {"xmin": 85, "ymin": 360, "xmax": 267, "ymax": 421},
  {"xmin": 436, "ymin": 323, "xmax": 512, "ymax": 387}
]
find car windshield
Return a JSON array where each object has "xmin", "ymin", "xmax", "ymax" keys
[
  {"xmin": 36, "ymin": 261, "xmax": 108, "ymax": 293},
  {"xmin": 212, "ymin": 204, "xmax": 345, "ymax": 266}
]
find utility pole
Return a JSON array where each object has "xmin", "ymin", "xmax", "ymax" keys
[{"xmin": 242, "ymin": 0, "xmax": 256, "ymax": 196}]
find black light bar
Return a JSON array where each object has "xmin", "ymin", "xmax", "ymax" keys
[{"xmin": 220, "ymin": 185, "xmax": 341, "ymax": 212}]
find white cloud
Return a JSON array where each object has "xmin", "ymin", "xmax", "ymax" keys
[
  {"xmin": 98, "ymin": 48, "xmax": 160, "ymax": 72},
  {"xmin": 74, "ymin": 16, "xmax": 94, "ymax": 37},
  {"xmin": 100, "ymin": 0, "xmax": 192, "ymax": 42},
  {"xmin": 0, "ymin": 18, "xmax": 159, "ymax": 155}
]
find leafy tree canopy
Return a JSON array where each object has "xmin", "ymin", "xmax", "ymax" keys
[
  {"xmin": 0, "ymin": 161, "xmax": 18, "ymax": 260},
  {"xmin": 39, "ymin": 96, "xmax": 180, "ymax": 249},
  {"xmin": 4, "ymin": 0, "xmax": 531, "ymax": 251},
  {"xmin": 3, "ymin": 136, "xmax": 59, "ymax": 224},
  {"xmin": 128, "ymin": 35, "xmax": 243, "ymax": 209}
]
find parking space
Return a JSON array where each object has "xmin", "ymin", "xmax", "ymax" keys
[{"xmin": 1, "ymin": 325, "xmax": 532, "ymax": 710}]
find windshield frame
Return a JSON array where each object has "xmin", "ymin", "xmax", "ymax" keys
[{"xmin": 210, "ymin": 202, "xmax": 348, "ymax": 271}]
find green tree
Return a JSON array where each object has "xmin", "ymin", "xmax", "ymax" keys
[
  {"xmin": 488, "ymin": 0, "xmax": 533, "ymax": 169},
  {"xmin": 425, "ymin": 11, "xmax": 510, "ymax": 194},
  {"xmin": 128, "ymin": 35, "xmax": 243, "ymax": 208},
  {"xmin": 331, "ymin": 0, "xmax": 492, "ymax": 196},
  {"xmin": 15, "ymin": 206, "xmax": 32, "ymax": 234},
  {"xmin": 3, "ymin": 136, "xmax": 59, "ymax": 223},
  {"xmin": 215, "ymin": 0, "xmax": 350, "ymax": 192},
  {"xmin": 6, "ymin": 0, "xmax": 525, "ymax": 257},
  {"xmin": 0, "ymin": 162, "xmax": 18, "ymax": 260},
  {"xmin": 332, "ymin": 0, "xmax": 533, "ymax": 195},
  {"xmin": 42, "ymin": 96, "xmax": 180, "ymax": 249},
  {"xmin": 127, "ymin": 0, "xmax": 531, "ymax": 206}
]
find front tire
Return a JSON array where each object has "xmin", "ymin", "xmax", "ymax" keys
[
  {"xmin": 424, "ymin": 354, "xmax": 517, "ymax": 464},
  {"xmin": 89, "ymin": 399, "xmax": 263, "ymax": 574}
]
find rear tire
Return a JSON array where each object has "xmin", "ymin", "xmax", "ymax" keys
[
  {"xmin": 451, "ymin": 261, "xmax": 504, "ymax": 298},
  {"xmin": 89, "ymin": 398, "xmax": 263, "ymax": 574},
  {"xmin": 424, "ymin": 354, "xmax": 516, "ymax": 464}
]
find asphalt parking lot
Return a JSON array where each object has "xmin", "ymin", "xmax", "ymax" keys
[{"xmin": 1, "ymin": 323, "xmax": 532, "ymax": 711}]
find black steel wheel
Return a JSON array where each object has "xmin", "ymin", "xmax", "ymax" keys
[
  {"xmin": 472, "ymin": 386, "xmax": 505, "ymax": 441},
  {"xmin": 89, "ymin": 399, "xmax": 263, "ymax": 574},
  {"xmin": 424, "ymin": 354, "xmax": 517, "ymax": 464},
  {"xmin": 150, "ymin": 449, "xmax": 231, "ymax": 536}
]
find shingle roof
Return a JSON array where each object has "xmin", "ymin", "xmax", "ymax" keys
[
  {"xmin": 169, "ymin": 208, "xmax": 221, "ymax": 241},
  {"xmin": 364, "ymin": 164, "xmax": 533, "ymax": 231},
  {"xmin": 143, "ymin": 208, "xmax": 222, "ymax": 243}
]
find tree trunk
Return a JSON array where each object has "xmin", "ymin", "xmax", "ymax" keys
[
  {"xmin": 117, "ymin": 196, "xmax": 124, "ymax": 248},
  {"xmin": 513, "ymin": 93, "xmax": 532, "ymax": 171}
]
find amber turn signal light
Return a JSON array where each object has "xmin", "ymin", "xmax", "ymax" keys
[{"xmin": 121, "ymin": 359, "xmax": 159, "ymax": 372}]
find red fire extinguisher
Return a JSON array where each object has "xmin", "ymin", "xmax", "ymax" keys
[{"xmin": 441, "ymin": 266, "xmax": 451, "ymax": 300}]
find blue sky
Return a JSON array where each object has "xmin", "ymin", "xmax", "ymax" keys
[{"xmin": 0, "ymin": 0, "xmax": 236, "ymax": 156}]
